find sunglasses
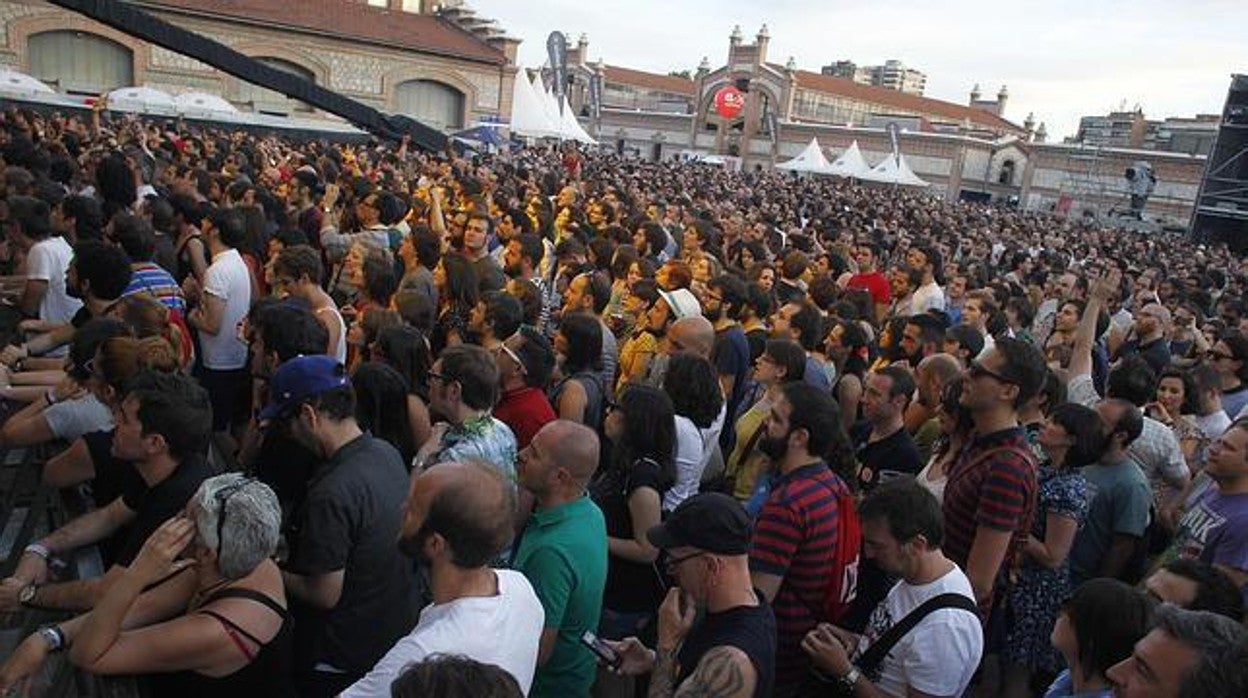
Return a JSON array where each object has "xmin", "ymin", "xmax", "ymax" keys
[
  {"xmin": 663, "ymin": 550, "xmax": 707, "ymax": 574},
  {"xmin": 967, "ymin": 361, "xmax": 1019, "ymax": 386}
]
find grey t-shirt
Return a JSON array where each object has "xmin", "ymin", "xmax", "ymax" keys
[
  {"xmin": 44, "ymin": 394, "xmax": 114, "ymax": 441},
  {"xmin": 1069, "ymin": 458, "xmax": 1152, "ymax": 583}
]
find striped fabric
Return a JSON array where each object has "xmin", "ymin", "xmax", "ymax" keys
[
  {"xmin": 124, "ymin": 262, "xmax": 186, "ymax": 314},
  {"xmin": 749, "ymin": 462, "xmax": 851, "ymax": 689},
  {"xmin": 941, "ymin": 427, "xmax": 1038, "ymax": 612}
]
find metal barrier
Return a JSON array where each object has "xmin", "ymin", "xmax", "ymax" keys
[{"xmin": 0, "ymin": 444, "xmax": 143, "ymax": 698}]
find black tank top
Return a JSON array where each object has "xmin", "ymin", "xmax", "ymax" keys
[
  {"xmin": 676, "ymin": 594, "xmax": 776, "ymax": 698},
  {"xmin": 147, "ymin": 587, "xmax": 297, "ymax": 698}
]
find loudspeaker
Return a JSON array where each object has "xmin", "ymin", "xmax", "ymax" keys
[{"xmin": 1191, "ymin": 74, "xmax": 1248, "ymax": 251}]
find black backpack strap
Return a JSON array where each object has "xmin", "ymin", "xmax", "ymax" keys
[{"xmin": 855, "ymin": 592, "xmax": 978, "ymax": 675}]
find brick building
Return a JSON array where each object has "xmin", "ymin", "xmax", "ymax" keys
[
  {"xmin": 548, "ymin": 26, "xmax": 1205, "ymax": 226},
  {"xmin": 0, "ymin": 0, "xmax": 519, "ymax": 131}
]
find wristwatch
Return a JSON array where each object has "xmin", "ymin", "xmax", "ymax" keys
[
  {"xmin": 838, "ymin": 665, "xmax": 862, "ymax": 690},
  {"xmin": 37, "ymin": 625, "xmax": 64, "ymax": 652},
  {"xmin": 19, "ymin": 583, "xmax": 38, "ymax": 607}
]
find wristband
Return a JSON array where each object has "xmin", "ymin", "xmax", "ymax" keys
[
  {"xmin": 24, "ymin": 542, "xmax": 51, "ymax": 560},
  {"xmin": 45, "ymin": 389, "xmax": 57, "ymax": 406}
]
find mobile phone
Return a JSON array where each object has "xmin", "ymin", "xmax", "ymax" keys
[{"xmin": 580, "ymin": 630, "xmax": 621, "ymax": 670}]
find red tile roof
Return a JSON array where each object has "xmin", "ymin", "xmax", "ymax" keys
[
  {"xmin": 602, "ymin": 65, "xmax": 695, "ymax": 96},
  {"xmin": 789, "ymin": 69, "xmax": 1021, "ymax": 134},
  {"xmin": 136, "ymin": 0, "xmax": 506, "ymax": 65}
]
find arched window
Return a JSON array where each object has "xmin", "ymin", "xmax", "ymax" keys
[
  {"xmin": 28, "ymin": 31, "xmax": 133, "ymax": 95},
  {"xmin": 394, "ymin": 80, "xmax": 465, "ymax": 132},
  {"xmin": 238, "ymin": 57, "xmax": 315, "ymax": 115},
  {"xmin": 999, "ymin": 159, "xmax": 1016, "ymax": 185}
]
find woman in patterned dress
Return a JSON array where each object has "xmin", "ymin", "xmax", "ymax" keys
[{"xmin": 1002, "ymin": 403, "xmax": 1106, "ymax": 697}]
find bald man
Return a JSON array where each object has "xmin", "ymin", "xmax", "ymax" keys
[
  {"xmin": 343, "ymin": 461, "xmax": 544, "ymax": 697},
  {"xmin": 642, "ymin": 315, "xmax": 717, "ymax": 388},
  {"xmin": 907, "ymin": 353, "xmax": 964, "ymax": 446},
  {"xmin": 668, "ymin": 315, "xmax": 716, "ymax": 359},
  {"xmin": 513, "ymin": 421, "xmax": 608, "ymax": 698}
]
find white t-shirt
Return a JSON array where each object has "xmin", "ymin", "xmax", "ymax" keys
[
  {"xmin": 341, "ymin": 569, "xmax": 544, "ymax": 697},
  {"xmin": 854, "ymin": 565, "xmax": 983, "ymax": 697},
  {"xmin": 26, "ymin": 236, "xmax": 81, "ymax": 324},
  {"xmin": 911, "ymin": 281, "xmax": 946, "ymax": 313},
  {"xmin": 664, "ymin": 405, "xmax": 726, "ymax": 512},
  {"xmin": 199, "ymin": 249, "xmax": 251, "ymax": 370}
]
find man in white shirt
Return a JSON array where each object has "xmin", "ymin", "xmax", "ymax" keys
[
  {"xmin": 906, "ymin": 244, "xmax": 946, "ymax": 313},
  {"xmin": 7, "ymin": 196, "xmax": 81, "ymax": 333},
  {"xmin": 802, "ymin": 479, "xmax": 983, "ymax": 697},
  {"xmin": 342, "ymin": 460, "xmax": 544, "ymax": 697},
  {"xmin": 186, "ymin": 207, "xmax": 251, "ymax": 433}
]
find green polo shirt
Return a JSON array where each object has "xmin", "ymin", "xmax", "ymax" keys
[{"xmin": 513, "ymin": 494, "xmax": 608, "ymax": 698}]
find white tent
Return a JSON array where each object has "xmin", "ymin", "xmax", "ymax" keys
[
  {"xmin": 508, "ymin": 69, "xmax": 596, "ymax": 143},
  {"xmin": 861, "ymin": 152, "xmax": 930, "ymax": 187},
  {"xmin": 775, "ymin": 137, "xmax": 834, "ymax": 174},
  {"xmin": 827, "ymin": 140, "xmax": 871, "ymax": 178},
  {"xmin": 0, "ymin": 68, "xmax": 55, "ymax": 99},
  {"xmin": 508, "ymin": 70, "xmax": 562, "ymax": 138},
  {"xmin": 107, "ymin": 86, "xmax": 178, "ymax": 114},
  {"xmin": 558, "ymin": 95, "xmax": 596, "ymax": 144},
  {"xmin": 174, "ymin": 91, "xmax": 238, "ymax": 116}
]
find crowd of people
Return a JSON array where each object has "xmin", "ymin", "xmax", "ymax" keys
[{"xmin": 0, "ymin": 102, "xmax": 1247, "ymax": 697}]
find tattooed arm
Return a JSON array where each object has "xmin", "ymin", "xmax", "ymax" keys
[{"xmin": 649, "ymin": 645, "xmax": 756, "ymax": 698}]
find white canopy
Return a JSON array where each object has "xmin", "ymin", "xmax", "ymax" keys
[
  {"xmin": 508, "ymin": 69, "xmax": 595, "ymax": 143},
  {"xmin": 0, "ymin": 68, "xmax": 55, "ymax": 99},
  {"xmin": 509, "ymin": 70, "xmax": 560, "ymax": 138},
  {"xmin": 107, "ymin": 86, "xmax": 178, "ymax": 114},
  {"xmin": 775, "ymin": 137, "xmax": 834, "ymax": 174},
  {"xmin": 558, "ymin": 95, "xmax": 596, "ymax": 145},
  {"xmin": 174, "ymin": 91, "xmax": 238, "ymax": 115},
  {"xmin": 861, "ymin": 152, "xmax": 930, "ymax": 187},
  {"xmin": 827, "ymin": 140, "xmax": 871, "ymax": 178}
]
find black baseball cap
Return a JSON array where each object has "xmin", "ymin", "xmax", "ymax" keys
[{"xmin": 647, "ymin": 493, "xmax": 752, "ymax": 555}]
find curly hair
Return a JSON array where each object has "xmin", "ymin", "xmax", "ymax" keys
[{"xmin": 663, "ymin": 354, "xmax": 723, "ymax": 428}]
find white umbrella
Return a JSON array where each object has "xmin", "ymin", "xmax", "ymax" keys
[
  {"xmin": 0, "ymin": 68, "xmax": 55, "ymax": 99},
  {"xmin": 107, "ymin": 86, "xmax": 178, "ymax": 114},
  {"xmin": 174, "ymin": 91, "xmax": 238, "ymax": 115}
]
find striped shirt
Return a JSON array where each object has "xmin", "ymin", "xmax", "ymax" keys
[
  {"xmin": 941, "ymin": 427, "xmax": 1038, "ymax": 614},
  {"xmin": 749, "ymin": 462, "xmax": 850, "ymax": 690},
  {"xmin": 124, "ymin": 262, "xmax": 186, "ymax": 314}
]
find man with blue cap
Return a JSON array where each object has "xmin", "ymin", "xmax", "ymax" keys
[{"xmin": 262, "ymin": 355, "xmax": 417, "ymax": 697}]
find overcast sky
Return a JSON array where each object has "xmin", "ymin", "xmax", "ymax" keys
[{"xmin": 469, "ymin": 0, "xmax": 1246, "ymax": 140}]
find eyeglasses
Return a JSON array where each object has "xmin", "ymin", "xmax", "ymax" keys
[
  {"xmin": 967, "ymin": 361, "xmax": 1019, "ymax": 386},
  {"xmin": 664, "ymin": 550, "xmax": 707, "ymax": 574},
  {"xmin": 497, "ymin": 342, "xmax": 527, "ymax": 375},
  {"xmin": 427, "ymin": 370, "xmax": 453, "ymax": 384},
  {"xmin": 214, "ymin": 477, "xmax": 256, "ymax": 557},
  {"xmin": 1211, "ymin": 350, "xmax": 1235, "ymax": 361}
]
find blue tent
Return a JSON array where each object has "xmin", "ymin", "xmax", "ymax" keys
[{"xmin": 453, "ymin": 123, "xmax": 508, "ymax": 149}]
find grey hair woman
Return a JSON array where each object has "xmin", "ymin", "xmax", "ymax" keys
[{"xmin": 0, "ymin": 474, "xmax": 296, "ymax": 696}]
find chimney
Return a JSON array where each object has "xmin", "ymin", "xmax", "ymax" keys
[
  {"xmin": 996, "ymin": 85, "xmax": 1009, "ymax": 116},
  {"xmin": 969, "ymin": 83, "xmax": 981, "ymax": 105}
]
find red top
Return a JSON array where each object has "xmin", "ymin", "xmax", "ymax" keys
[
  {"xmin": 846, "ymin": 271, "xmax": 892, "ymax": 307},
  {"xmin": 494, "ymin": 386, "xmax": 556, "ymax": 450}
]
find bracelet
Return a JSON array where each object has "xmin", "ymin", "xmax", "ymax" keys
[{"xmin": 24, "ymin": 542, "xmax": 51, "ymax": 560}]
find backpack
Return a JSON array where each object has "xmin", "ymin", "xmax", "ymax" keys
[{"xmin": 821, "ymin": 483, "xmax": 862, "ymax": 623}]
